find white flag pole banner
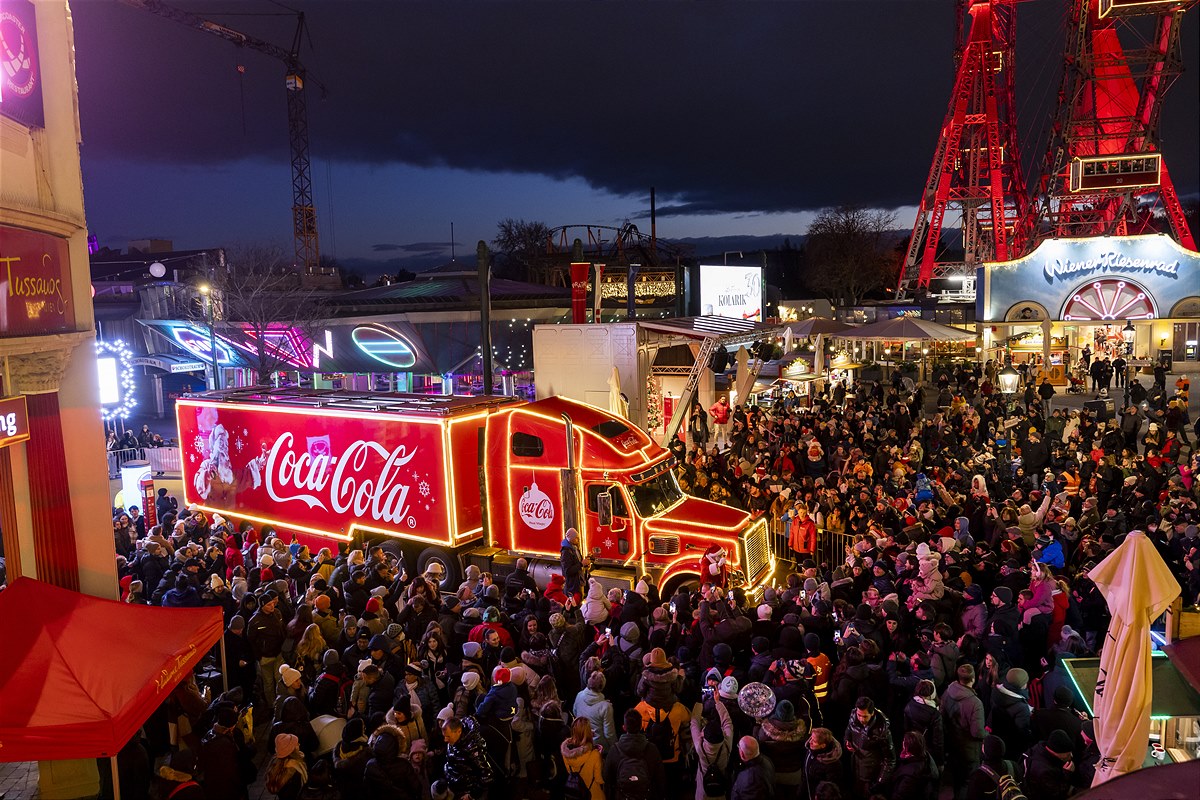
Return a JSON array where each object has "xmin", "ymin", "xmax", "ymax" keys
[{"xmin": 1087, "ymin": 530, "xmax": 1180, "ymax": 786}]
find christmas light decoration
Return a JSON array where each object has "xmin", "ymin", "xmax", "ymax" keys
[{"xmin": 96, "ymin": 339, "xmax": 137, "ymax": 421}]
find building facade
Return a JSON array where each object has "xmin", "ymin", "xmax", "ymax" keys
[
  {"xmin": 978, "ymin": 235, "xmax": 1200, "ymax": 383},
  {"xmin": 0, "ymin": 0, "xmax": 116, "ymax": 600}
]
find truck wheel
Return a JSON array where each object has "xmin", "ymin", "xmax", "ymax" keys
[
  {"xmin": 417, "ymin": 547, "xmax": 460, "ymax": 589},
  {"xmin": 376, "ymin": 540, "xmax": 409, "ymax": 576}
]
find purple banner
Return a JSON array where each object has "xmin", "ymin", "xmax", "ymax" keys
[{"xmin": 0, "ymin": 0, "xmax": 45, "ymax": 128}]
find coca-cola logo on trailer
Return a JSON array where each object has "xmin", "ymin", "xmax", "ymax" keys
[
  {"xmin": 182, "ymin": 403, "xmax": 443, "ymax": 537},
  {"xmin": 266, "ymin": 432, "xmax": 419, "ymax": 525},
  {"xmin": 518, "ymin": 479, "xmax": 554, "ymax": 530}
]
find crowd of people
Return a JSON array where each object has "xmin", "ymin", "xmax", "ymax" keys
[{"xmin": 102, "ymin": 363, "xmax": 1198, "ymax": 800}]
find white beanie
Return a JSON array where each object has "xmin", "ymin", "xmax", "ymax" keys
[
  {"xmin": 719, "ymin": 675, "xmax": 739, "ymax": 700},
  {"xmin": 279, "ymin": 664, "xmax": 301, "ymax": 686},
  {"xmin": 209, "ymin": 573, "xmax": 225, "ymax": 590},
  {"xmin": 757, "ymin": 604, "xmax": 772, "ymax": 621},
  {"xmin": 634, "ymin": 579, "xmax": 649, "ymax": 596},
  {"xmin": 461, "ymin": 671, "xmax": 481, "ymax": 690},
  {"xmin": 259, "ymin": 553, "xmax": 275, "ymax": 568}
]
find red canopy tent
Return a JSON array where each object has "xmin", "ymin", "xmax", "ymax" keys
[{"xmin": 0, "ymin": 577, "xmax": 223, "ymax": 763}]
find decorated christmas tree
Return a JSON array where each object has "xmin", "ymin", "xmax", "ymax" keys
[{"xmin": 646, "ymin": 375, "xmax": 662, "ymax": 430}]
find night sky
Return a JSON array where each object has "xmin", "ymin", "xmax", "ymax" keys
[{"xmin": 73, "ymin": 1, "xmax": 1199, "ymax": 275}]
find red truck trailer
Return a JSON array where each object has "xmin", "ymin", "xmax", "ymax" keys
[{"xmin": 177, "ymin": 388, "xmax": 774, "ymax": 595}]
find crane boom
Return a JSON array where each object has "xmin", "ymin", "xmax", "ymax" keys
[{"xmin": 121, "ymin": 0, "xmax": 320, "ymax": 276}]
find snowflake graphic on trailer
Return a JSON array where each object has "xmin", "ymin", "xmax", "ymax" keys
[
  {"xmin": 192, "ymin": 434, "xmax": 206, "ymax": 454},
  {"xmin": 604, "ymin": 537, "xmax": 614, "ymax": 549},
  {"xmin": 234, "ymin": 435, "xmax": 245, "ymax": 454},
  {"xmin": 419, "ymin": 480, "xmax": 430, "ymax": 498}
]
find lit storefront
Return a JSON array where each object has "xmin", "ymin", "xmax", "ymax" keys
[{"xmin": 979, "ymin": 235, "xmax": 1200, "ymax": 383}]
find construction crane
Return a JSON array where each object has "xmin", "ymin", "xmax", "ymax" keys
[{"xmin": 122, "ymin": 0, "xmax": 321, "ymax": 275}]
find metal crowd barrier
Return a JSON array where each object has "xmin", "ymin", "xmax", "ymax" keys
[
  {"xmin": 771, "ymin": 516, "xmax": 856, "ymax": 574},
  {"xmin": 107, "ymin": 446, "xmax": 182, "ymax": 478}
]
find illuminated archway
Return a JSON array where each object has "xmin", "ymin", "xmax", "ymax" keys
[
  {"xmin": 95, "ymin": 339, "xmax": 137, "ymax": 422},
  {"xmin": 1061, "ymin": 278, "xmax": 1155, "ymax": 321}
]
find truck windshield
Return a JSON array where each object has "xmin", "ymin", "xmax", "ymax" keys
[{"xmin": 626, "ymin": 470, "xmax": 684, "ymax": 517}]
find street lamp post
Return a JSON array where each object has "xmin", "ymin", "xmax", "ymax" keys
[
  {"xmin": 998, "ymin": 359, "xmax": 1020, "ymax": 458},
  {"xmin": 199, "ymin": 284, "xmax": 220, "ymax": 390}
]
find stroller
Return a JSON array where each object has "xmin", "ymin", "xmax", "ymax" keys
[{"xmin": 1066, "ymin": 372, "xmax": 1087, "ymax": 394}]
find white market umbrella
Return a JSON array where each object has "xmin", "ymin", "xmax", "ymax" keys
[
  {"xmin": 1087, "ymin": 530, "xmax": 1180, "ymax": 785},
  {"xmin": 839, "ymin": 316, "xmax": 976, "ymax": 342},
  {"xmin": 734, "ymin": 345, "xmax": 758, "ymax": 405},
  {"xmin": 784, "ymin": 317, "xmax": 855, "ymax": 337},
  {"xmin": 608, "ymin": 365, "xmax": 628, "ymax": 419}
]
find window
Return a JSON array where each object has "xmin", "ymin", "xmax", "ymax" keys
[
  {"xmin": 587, "ymin": 485, "xmax": 629, "ymax": 517},
  {"xmin": 511, "ymin": 431, "xmax": 544, "ymax": 458},
  {"xmin": 592, "ymin": 420, "xmax": 629, "ymax": 438}
]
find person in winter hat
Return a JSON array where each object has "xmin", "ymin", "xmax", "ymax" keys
[
  {"xmin": 689, "ymin": 696, "xmax": 732, "ymax": 800},
  {"xmin": 581, "ymin": 577, "xmax": 611, "ymax": 626},
  {"xmin": 755, "ymin": 699, "xmax": 807, "ymax": 797},
  {"xmin": 989, "ymin": 667, "xmax": 1033, "ymax": 757},
  {"xmin": 698, "ymin": 544, "xmax": 729, "ymax": 588}
]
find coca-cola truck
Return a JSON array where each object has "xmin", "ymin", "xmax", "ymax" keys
[{"xmin": 177, "ymin": 388, "xmax": 775, "ymax": 595}]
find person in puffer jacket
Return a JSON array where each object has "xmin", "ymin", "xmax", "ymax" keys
[
  {"xmin": 959, "ymin": 585, "xmax": 988, "ymax": 640},
  {"xmin": 362, "ymin": 724, "xmax": 420, "ymax": 799},
  {"xmin": 637, "ymin": 647, "xmax": 683, "ymax": 708},
  {"xmin": 443, "ymin": 715, "xmax": 494, "ymax": 798},
  {"xmin": 908, "ymin": 542, "xmax": 945, "ymax": 607},
  {"xmin": 903, "ymin": 680, "xmax": 945, "ymax": 767},
  {"xmin": 573, "ymin": 671, "xmax": 617, "ymax": 749},
  {"xmin": 804, "ymin": 727, "xmax": 846, "ymax": 800},
  {"xmin": 580, "ymin": 577, "xmax": 611, "ymax": 627},
  {"xmin": 755, "ymin": 700, "xmax": 807, "ymax": 800}
]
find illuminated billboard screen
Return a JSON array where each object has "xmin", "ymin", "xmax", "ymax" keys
[{"xmin": 699, "ymin": 265, "xmax": 762, "ymax": 321}]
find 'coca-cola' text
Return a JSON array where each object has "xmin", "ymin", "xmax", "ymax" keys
[{"xmin": 266, "ymin": 432, "xmax": 417, "ymax": 525}]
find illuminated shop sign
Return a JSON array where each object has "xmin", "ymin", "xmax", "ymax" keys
[
  {"xmin": 0, "ymin": 0, "xmax": 44, "ymax": 128},
  {"xmin": 0, "ymin": 224, "xmax": 73, "ymax": 337},
  {"xmin": 1043, "ymin": 251, "xmax": 1179, "ymax": 283},
  {"xmin": 0, "ymin": 395, "xmax": 29, "ymax": 449},
  {"xmin": 163, "ymin": 322, "xmax": 241, "ymax": 366}
]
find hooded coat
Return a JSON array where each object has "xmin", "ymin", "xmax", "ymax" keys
[
  {"xmin": 560, "ymin": 739, "xmax": 605, "ymax": 800},
  {"xmin": 362, "ymin": 727, "xmax": 420, "ymax": 800},
  {"xmin": 572, "ymin": 687, "xmax": 617, "ymax": 750},
  {"xmin": 804, "ymin": 739, "xmax": 845, "ymax": 800},
  {"xmin": 638, "ymin": 664, "xmax": 683, "ymax": 710},
  {"xmin": 756, "ymin": 716, "xmax": 808, "ymax": 786}
]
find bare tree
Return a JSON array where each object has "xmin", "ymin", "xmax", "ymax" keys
[
  {"xmin": 197, "ymin": 244, "xmax": 328, "ymax": 385},
  {"xmin": 493, "ymin": 218, "xmax": 552, "ymax": 281},
  {"xmin": 805, "ymin": 206, "xmax": 898, "ymax": 306}
]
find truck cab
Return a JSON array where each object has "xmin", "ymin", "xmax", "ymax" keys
[{"xmin": 486, "ymin": 396, "xmax": 774, "ymax": 596}]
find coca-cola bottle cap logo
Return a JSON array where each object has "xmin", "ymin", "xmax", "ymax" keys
[{"xmin": 518, "ymin": 479, "xmax": 554, "ymax": 530}]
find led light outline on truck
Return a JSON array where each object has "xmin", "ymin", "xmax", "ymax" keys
[{"xmin": 175, "ymin": 398, "xmax": 485, "ymax": 546}]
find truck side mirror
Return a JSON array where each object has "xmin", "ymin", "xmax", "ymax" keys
[{"xmin": 597, "ymin": 491, "xmax": 613, "ymax": 527}]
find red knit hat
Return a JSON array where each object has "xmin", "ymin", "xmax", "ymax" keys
[
  {"xmin": 366, "ymin": 597, "xmax": 382, "ymax": 613},
  {"xmin": 492, "ymin": 666, "xmax": 511, "ymax": 684}
]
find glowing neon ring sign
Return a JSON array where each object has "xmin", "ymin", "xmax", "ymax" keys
[{"xmin": 352, "ymin": 324, "xmax": 418, "ymax": 369}]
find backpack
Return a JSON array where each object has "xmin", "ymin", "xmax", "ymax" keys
[
  {"xmin": 563, "ymin": 764, "xmax": 592, "ymax": 800},
  {"xmin": 701, "ymin": 743, "xmax": 728, "ymax": 797},
  {"xmin": 643, "ymin": 707, "xmax": 675, "ymax": 762},
  {"xmin": 616, "ymin": 751, "xmax": 652, "ymax": 800},
  {"xmin": 980, "ymin": 764, "xmax": 1027, "ymax": 800}
]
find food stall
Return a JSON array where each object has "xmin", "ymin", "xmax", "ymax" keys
[{"xmin": 1064, "ymin": 652, "xmax": 1200, "ymax": 766}]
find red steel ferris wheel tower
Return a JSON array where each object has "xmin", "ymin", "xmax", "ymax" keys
[
  {"xmin": 1029, "ymin": 0, "xmax": 1197, "ymax": 249},
  {"xmin": 897, "ymin": 0, "xmax": 1031, "ymax": 298}
]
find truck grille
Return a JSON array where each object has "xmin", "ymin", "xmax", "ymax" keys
[
  {"xmin": 647, "ymin": 535, "xmax": 680, "ymax": 556},
  {"xmin": 742, "ymin": 521, "xmax": 771, "ymax": 583}
]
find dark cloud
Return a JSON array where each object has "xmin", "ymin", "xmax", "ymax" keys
[{"xmin": 72, "ymin": 1, "xmax": 1199, "ymax": 224}]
